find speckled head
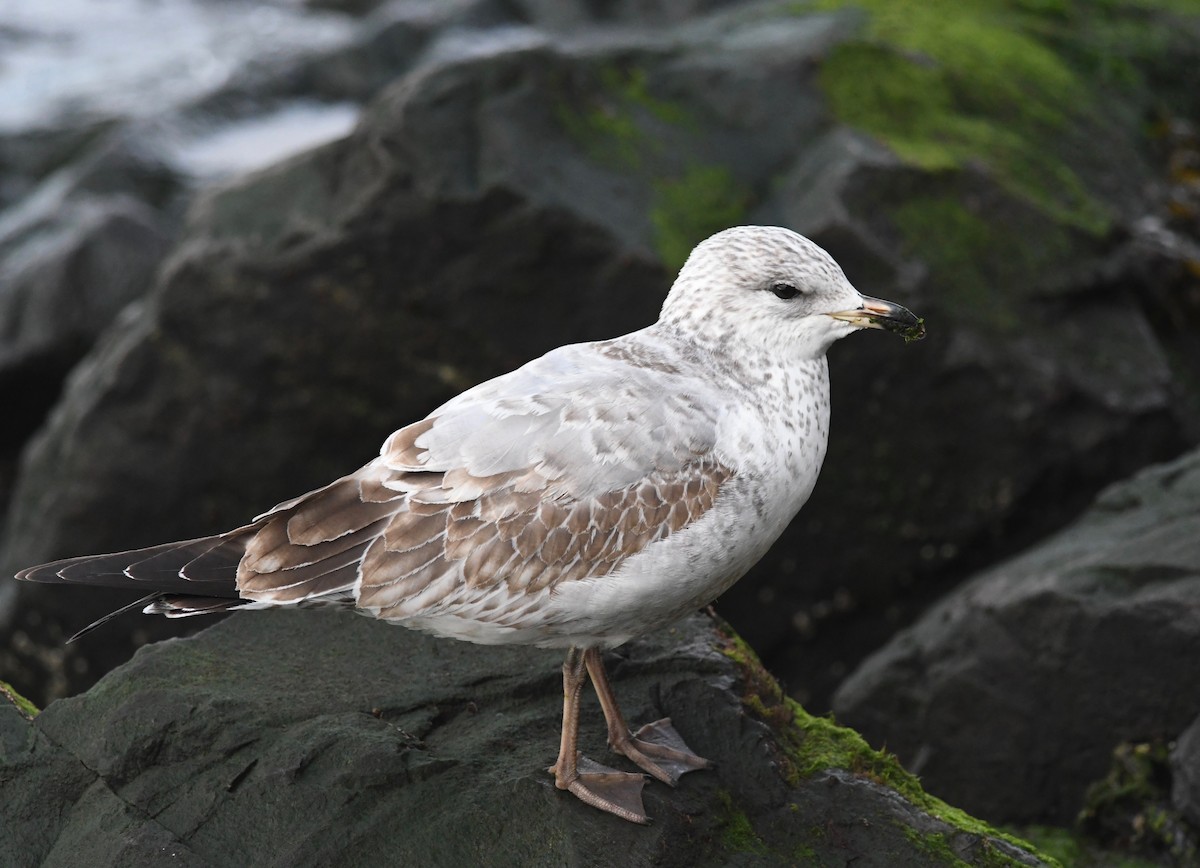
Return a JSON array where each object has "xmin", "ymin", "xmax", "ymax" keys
[{"xmin": 659, "ymin": 226, "xmax": 923, "ymax": 358}]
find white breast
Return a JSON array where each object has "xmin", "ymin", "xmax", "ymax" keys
[{"xmin": 392, "ymin": 352, "xmax": 831, "ymax": 649}]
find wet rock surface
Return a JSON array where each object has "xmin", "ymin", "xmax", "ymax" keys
[
  {"xmin": 3, "ymin": 0, "xmax": 1198, "ymax": 713},
  {"xmin": 1172, "ymin": 717, "xmax": 1200, "ymax": 831},
  {"xmin": 0, "ymin": 2, "xmax": 1199, "ymax": 861},
  {"xmin": 834, "ymin": 447, "xmax": 1200, "ymax": 827},
  {"xmin": 0, "ymin": 612, "xmax": 1049, "ymax": 867}
]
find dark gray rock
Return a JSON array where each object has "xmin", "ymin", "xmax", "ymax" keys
[
  {"xmin": 1078, "ymin": 740, "xmax": 1199, "ymax": 864},
  {"xmin": 0, "ymin": 612, "xmax": 1050, "ymax": 867},
  {"xmin": 1172, "ymin": 716, "xmax": 1200, "ymax": 830},
  {"xmin": 0, "ymin": 5, "xmax": 847, "ymax": 703},
  {"xmin": 0, "ymin": 196, "xmax": 169, "ymax": 373},
  {"xmin": 3, "ymin": 1, "xmax": 1199, "ymax": 718},
  {"xmin": 223, "ymin": 0, "xmax": 497, "ymax": 107},
  {"xmin": 0, "ymin": 141, "xmax": 177, "ymax": 532},
  {"xmin": 833, "ymin": 447, "xmax": 1200, "ymax": 825},
  {"xmin": 0, "ymin": 123, "xmax": 184, "ymax": 512},
  {"xmin": 0, "ymin": 121, "xmax": 120, "ymax": 213},
  {"xmin": 0, "ymin": 124, "xmax": 181, "ymax": 378}
]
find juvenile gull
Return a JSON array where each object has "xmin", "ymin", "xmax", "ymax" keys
[{"xmin": 16, "ymin": 225, "xmax": 924, "ymax": 824}]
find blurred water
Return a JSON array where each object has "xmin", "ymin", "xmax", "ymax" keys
[
  {"xmin": 169, "ymin": 101, "xmax": 360, "ymax": 177},
  {"xmin": 0, "ymin": 0, "xmax": 355, "ymax": 133}
]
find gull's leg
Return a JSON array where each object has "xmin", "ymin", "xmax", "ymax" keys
[
  {"xmin": 548, "ymin": 646, "xmax": 649, "ymax": 824},
  {"xmin": 584, "ymin": 647, "xmax": 712, "ymax": 786}
]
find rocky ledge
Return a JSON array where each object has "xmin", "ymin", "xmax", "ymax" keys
[
  {"xmin": 835, "ymin": 445, "xmax": 1200, "ymax": 860},
  {"xmin": 2, "ymin": 612, "xmax": 1046, "ymax": 867}
]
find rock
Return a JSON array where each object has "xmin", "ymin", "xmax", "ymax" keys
[
  {"xmin": 1078, "ymin": 740, "xmax": 1199, "ymax": 864},
  {"xmin": 0, "ymin": 0, "xmax": 370, "ymax": 500},
  {"xmin": 0, "ymin": 134, "xmax": 177, "ymax": 532},
  {"xmin": 2, "ymin": 1, "xmax": 1199, "ymax": 720},
  {"xmin": 0, "ymin": 612, "xmax": 1050, "ymax": 867},
  {"xmin": 833, "ymin": 447, "xmax": 1200, "ymax": 825},
  {"xmin": 726, "ymin": 0, "xmax": 1200, "ymax": 707},
  {"xmin": 224, "ymin": 0, "xmax": 491, "ymax": 107},
  {"xmin": 0, "ymin": 121, "xmax": 119, "ymax": 213},
  {"xmin": 0, "ymin": 196, "xmax": 170, "ymax": 372},
  {"xmin": 1172, "ymin": 716, "xmax": 1200, "ymax": 830},
  {"xmin": 0, "ymin": 6, "xmax": 843, "ymax": 703}
]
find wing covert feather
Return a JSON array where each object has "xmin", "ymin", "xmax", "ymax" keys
[{"xmin": 218, "ymin": 338, "xmax": 736, "ymax": 621}]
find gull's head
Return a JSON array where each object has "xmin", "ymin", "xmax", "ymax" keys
[{"xmin": 659, "ymin": 226, "xmax": 924, "ymax": 358}]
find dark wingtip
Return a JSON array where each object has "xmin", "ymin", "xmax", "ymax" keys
[{"xmin": 13, "ymin": 564, "xmax": 44, "ymax": 582}]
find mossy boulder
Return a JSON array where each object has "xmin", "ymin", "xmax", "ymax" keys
[
  {"xmin": 2, "ymin": 1, "xmax": 1198, "ymax": 746},
  {"xmin": 834, "ymin": 446, "xmax": 1200, "ymax": 828},
  {"xmin": 0, "ymin": 611, "xmax": 1052, "ymax": 867}
]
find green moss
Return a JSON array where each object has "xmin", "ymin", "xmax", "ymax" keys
[
  {"xmin": 555, "ymin": 65, "xmax": 750, "ymax": 270},
  {"xmin": 714, "ymin": 624, "xmax": 1053, "ymax": 867},
  {"xmin": 815, "ymin": 0, "xmax": 1121, "ymax": 234},
  {"xmin": 903, "ymin": 826, "xmax": 973, "ymax": 867},
  {"xmin": 1016, "ymin": 826, "xmax": 1087, "ymax": 865},
  {"xmin": 716, "ymin": 789, "xmax": 770, "ymax": 854},
  {"xmin": 1078, "ymin": 741, "xmax": 1199, "ymax": 864},
  {"xmin": 0, "ymin": 680, "xmax": 39, "ymax": 719},
  {"xmin": 890, "ymin": 197, "xmax": 989, "ymax": 274},
  {"xmin": 650, "ymin": 165, "xmax": 751, "ymax": 271},
  {"xmin": 555, "ymin": 90, "xmax": 644, "ymax": 170},
  {"xmin": 790, "ymin": 842, "xmax": 819, "ymax": 862},
  {"xmin": 886, "ymin": 191, "xmax": 1083, "ymax": 330},
  {"xmin": 555, "ymin": 66, "xmax": 693, "ymax": 171},
  {"xmin": 1015, "ymin": 825, "xmax": 1166, "ymax": 867},
  {"xmin": 612, "ymin": 66, "xmax": 694, "ymax": 129},
  {"xmin": 889, "ymin": 196, "xmax": 1018, "ymax": 329}
]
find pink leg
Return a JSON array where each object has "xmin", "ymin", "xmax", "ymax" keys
[
  {"xmin": 584, "ymin": 648, "xmax": 712, "ymax": 786},
  {"xmin": 548, "ymin": 647, "xmax": 649, "ymax": 824}
]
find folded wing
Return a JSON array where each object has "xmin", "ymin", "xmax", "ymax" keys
[{"xmin": 16, "ymin": 339, "xmax": 736, "ymax": 632}]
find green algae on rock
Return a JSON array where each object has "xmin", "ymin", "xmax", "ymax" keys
[
  {"xmin": 554, "ymin": 63, "xmax": 751, "ymax": 270},
  {"xmin": 0, "ymin": 681, "xmax": 39, "ymax": 720},
  {"xmin": 713, "ymin": 623, "xmax": 1053, "ymax": 867},
  {"xmin": 3, "ymin": 610, "xmax": 1055, "ymax": 866},
  {"xmin": 651, "ymin": 165, "xmax": 751, "ymax": 271},
  {"xmin": 1080, "ymin": 741, "xmax": 1200, "ymax": 864},
  {"xmin": 812, "ymin": 0, "xmax": 1200, "ymax": 335},
  {"xmin": 810, "ymin": 0, "xmax": 1191, "ymax": 234}
]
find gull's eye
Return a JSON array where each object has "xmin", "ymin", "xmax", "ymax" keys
[{"xmin": 771, "ymin": 283, "xmax": 800, "ymax": 300}]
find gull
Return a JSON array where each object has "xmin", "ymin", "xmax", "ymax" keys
[{"xmin": 16, "ymin": 225, "xmax": 924, "ymax": 824}]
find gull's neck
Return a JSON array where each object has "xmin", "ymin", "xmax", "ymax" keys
[{"xmin": 646, "ymin": 319, "xmax": 827, "ymax": 395}]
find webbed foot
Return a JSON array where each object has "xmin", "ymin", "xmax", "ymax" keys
[
  {"xmin": 550, "ymin": 753, "xmax": 649, "ymax": 824},
  {"xmin": 612, "ymin": 717, "xmax": 713, "ymax": 785}
]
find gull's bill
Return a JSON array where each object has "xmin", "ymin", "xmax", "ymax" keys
[{"xmin": 829, "ymin": 296, "xmax": 926, "ymax": 342}]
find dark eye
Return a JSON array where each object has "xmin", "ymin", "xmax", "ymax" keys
[{"xmin": 771, "ymin": 283, "xmax": 800, "ymax": 300}]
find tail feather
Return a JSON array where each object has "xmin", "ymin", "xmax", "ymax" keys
[
  {"xmin": 68, "ymin": 593, "xmax": 254, "ymax": 643},
  {"xmin": 14, "ymin": 466, "xmax": 396, "ymax": 639},
  {"xmin": 143, "ymin": 595, "xmax": 254, "ymax": 618},
  {"xmin": 16, "ymin": 530, "xmax": 253, "ymax": 595},
  {"xmin": 126, "ymin": 531, "xmax": 255, "ymax": 584},
  {"xmin": 66, "ymin": 593, "xmax": 166, "ymax": 643}
]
